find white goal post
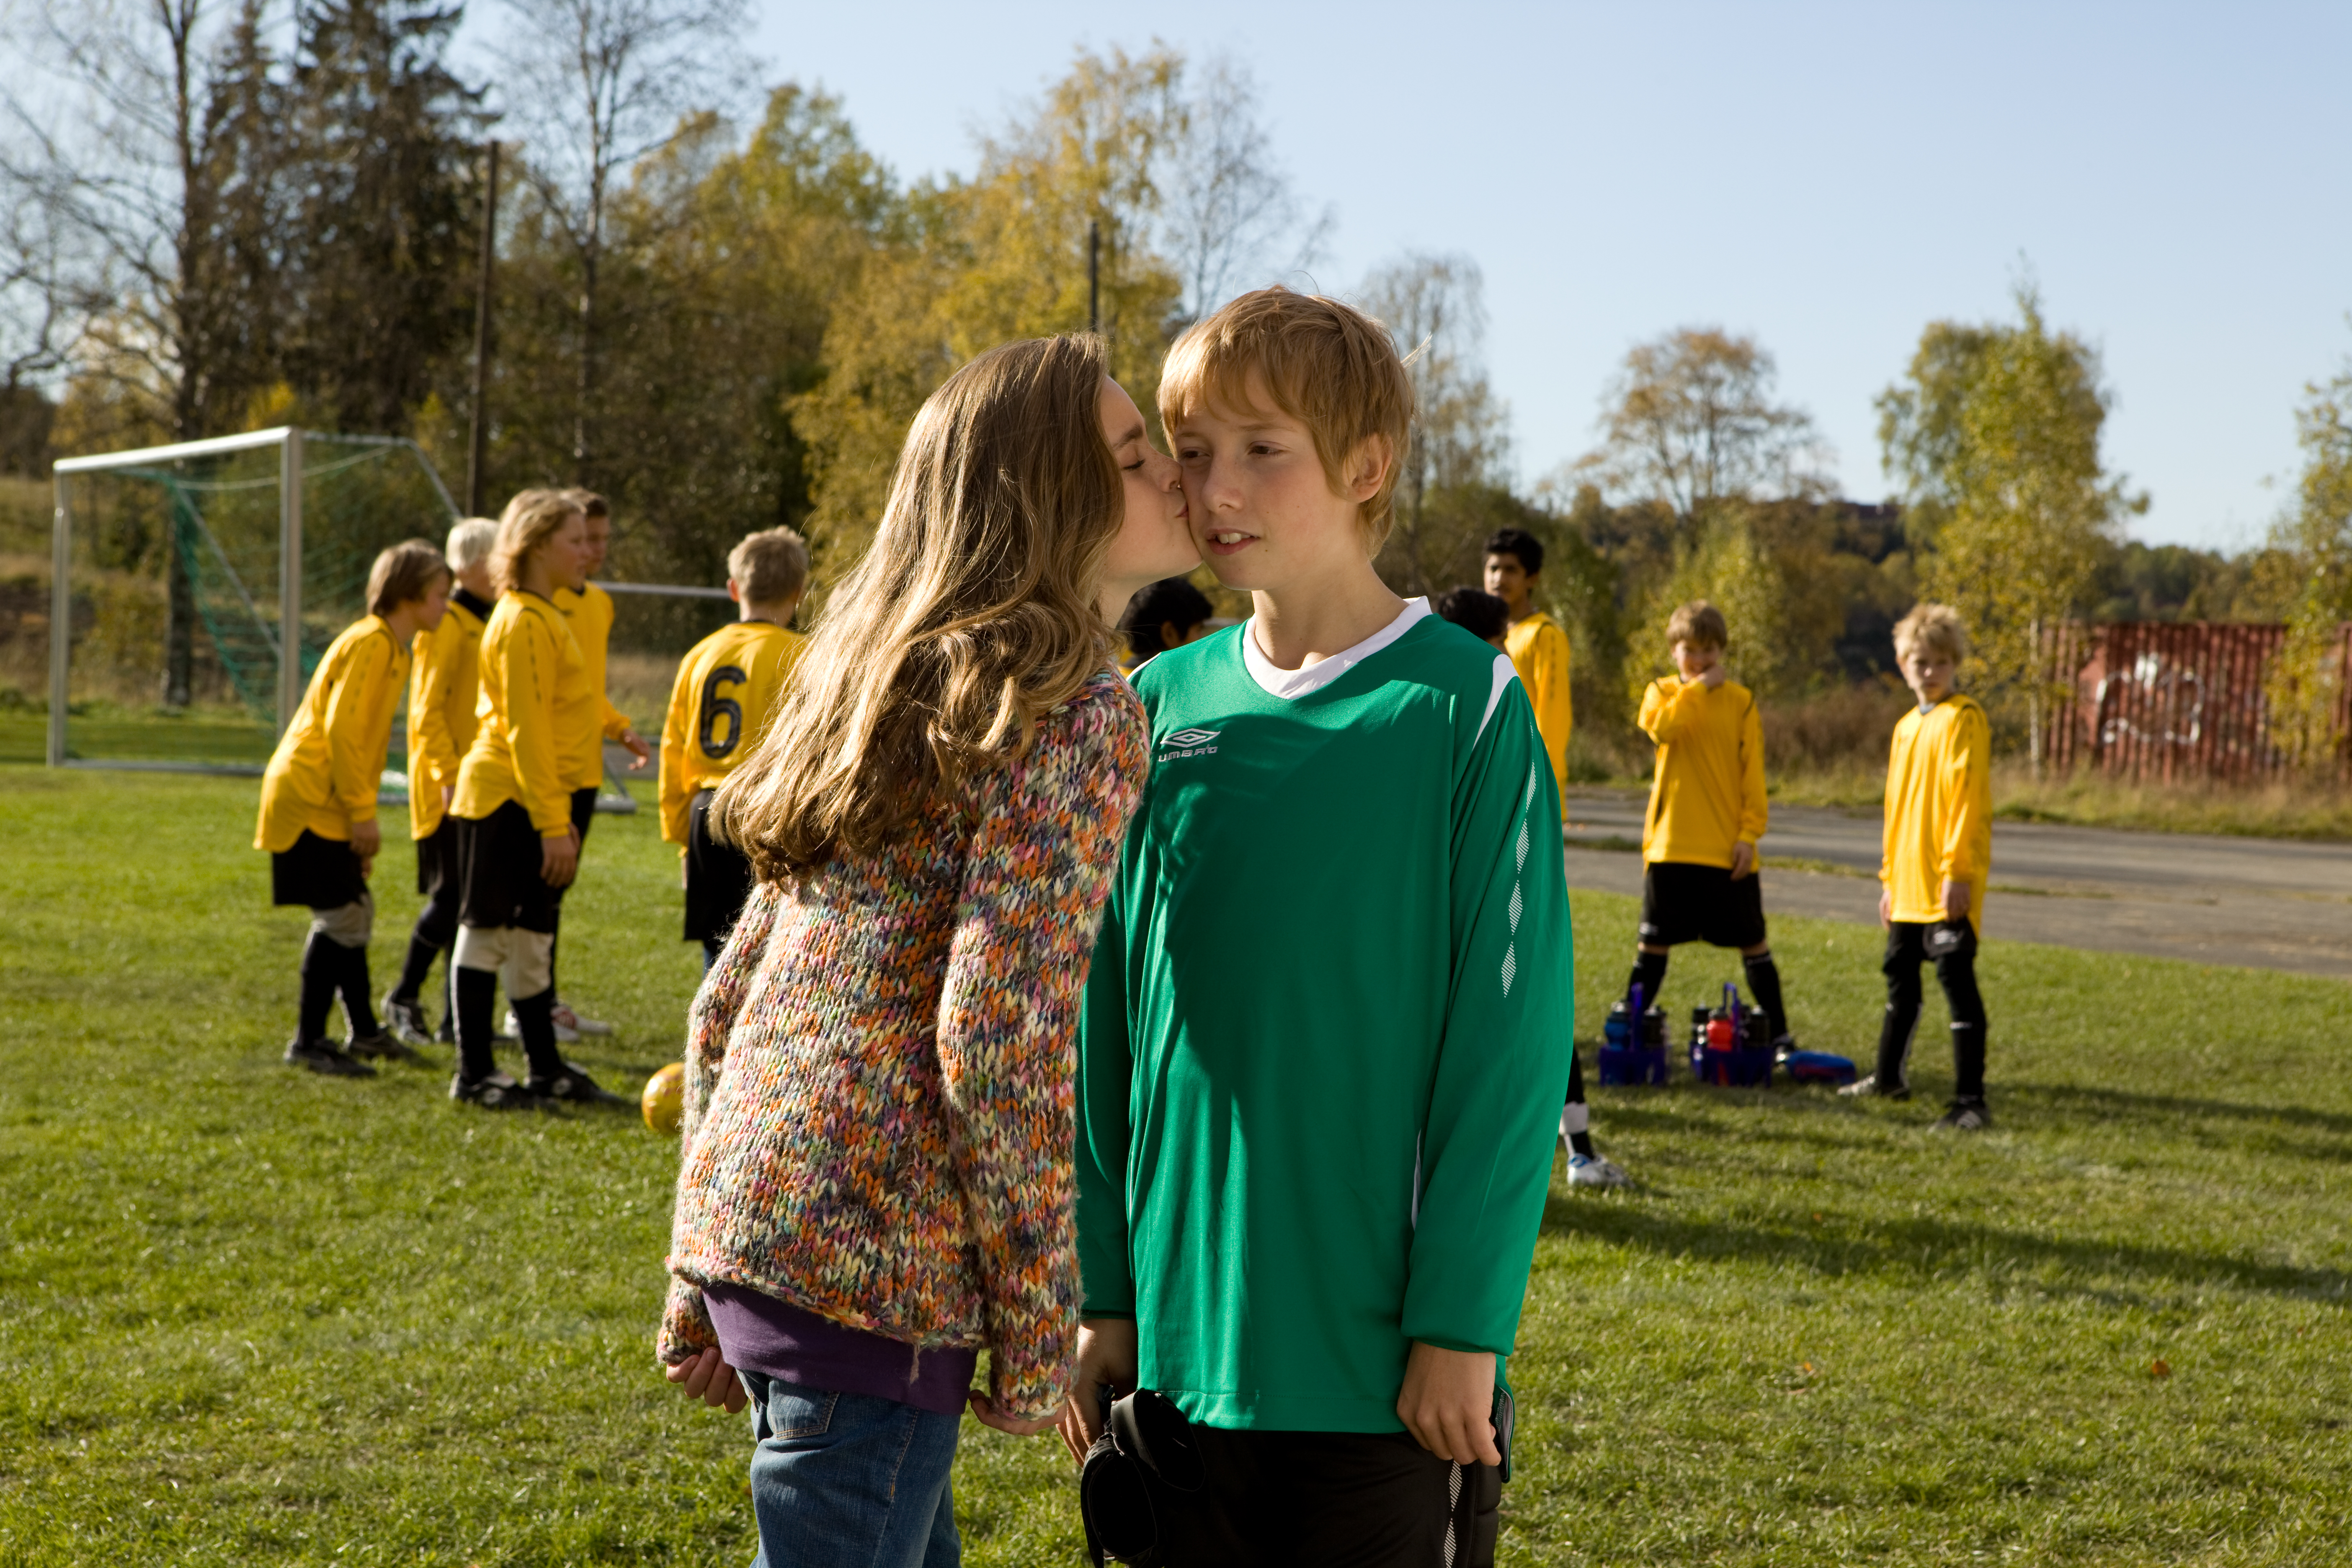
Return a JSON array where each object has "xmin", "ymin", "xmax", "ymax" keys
[{"xmin": 46, "ymin": 426, "xmax": 456, "ymax": 770}]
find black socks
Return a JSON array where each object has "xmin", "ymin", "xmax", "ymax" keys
[
  {"xmin": 1564, "ymin": 1051, "xmax": 1596, "ymax": 1157},
  {"xmin": 1627, "ymin": 949, "xmax": 1669, "ymax": 1009},
  {"xmin": 298, "ymin": 933, "xmax": 339, "ymax": 1044},
  {"xmin": 393, "ymin": 934, "xmax": 443, "ymax": 1005},
  {"xmin": 336, "ymin": 942, "xmax": 380, "ymax": 1039},
  {"xmin": 510, "ymin": 987, "xmax": 565, "ymax": 1082},
  {"xmin": 1951, "ymin": 1022, "xmax": 1987, "ymax": 1101},
  {"xmin": 1742, "ymin": 951, "xmax": 1789, "ymax": 1042},
  {"xmin": 454, "ymin": 966, "xmax": 499, "ymax": 1083}
]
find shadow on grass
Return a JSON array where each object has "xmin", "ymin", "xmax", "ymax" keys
[
  {"xmin": 1541, "ymin": 1195, "xmax": 2352, "ymax": 1305},
  {"xmin": 2002, "ymin": 1081, "xmax": 2352, "ymax": 1138}
]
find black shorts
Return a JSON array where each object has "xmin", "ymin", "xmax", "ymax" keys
[
  {"xmin": 1153, "ymin": 1425, "xmax": 1495, "ymax": 1568},
  {"xmin": 684, "ymin": 789, "xmax": 755, "ymax": 944},
  {"xmin": 569, "ymin": 784, "xmax": 598, "ymax": 845},
  {"xmin": 271, "ymin": 829, "xmax": 367, "ymax": 910},
  {"xmin": 454, "ymin": 800, "xmax": 560, "ymax": 934},
  {"xmin": 1639, "ymin": 859, "xmax": 1767, "ymax": 949},
  {"xmin": 414, "ymin": 823, "xmax": 456, "ymax": 898}
]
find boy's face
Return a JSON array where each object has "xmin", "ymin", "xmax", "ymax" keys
[
  {"xmin": 1672, "ymin": 640, "xmax": 1720, "ymax": 680},
  {"xmin": 580, "ymin": 512, "xmax": 611, "ymax": 576},
  {"xmin": 1902, "ymin": 647, "xmax": 1956, "ymax": 704},
  {"xmin": 1482, "ymin": 553, "xmax": 1533, "ymax": 617},
  {"xmin": 1170, "ymin": 372, "xmax": 1384, "ymax": 595}
]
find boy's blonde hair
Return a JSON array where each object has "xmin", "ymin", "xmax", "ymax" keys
[
  {"xmin": 730, "ymin": 526, "xmax": 809, "ymax": 609},
  {"xmin": 1894, "ymin": 602, "xmax": 1969, "ymax": 664},
  {"xmin": 366, "ymin": 539, "xmax": 449, "ymax": 616},
  {"xmin": 446, "ymin": 517, "xmax": 498, "ymax": 572},
  {"xmin": 1666, "ymin": 601, "xmax": 1728, "ymax": 650},
  {"xmin": 1158, "ymin": 286, "xmax": 1413, "ymax": 552},
  {"xmin": 490, "ymin": 488, "xmax": 583, "ymax": 593}
]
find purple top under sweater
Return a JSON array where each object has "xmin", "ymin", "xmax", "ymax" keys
[{"xmin": 705, "ymin": 1282, "xmax": 979, "ymax": 1418}]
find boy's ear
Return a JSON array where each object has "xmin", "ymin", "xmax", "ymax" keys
[
  {"xmin": 726, "ymin": 579, "xmax": 743, "ymax": 603},
  {"xmin": 1344, "ymin": 434, "xmax": 1392, "ymax": 502}
]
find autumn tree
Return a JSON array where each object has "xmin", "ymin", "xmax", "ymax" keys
[
  {"xmin": 1878, "ymin": 284, "xmax": 2145, "ymax": 760},
  {"xmin": 1155, "ymin": 55, "xmax": 1327, "ymax": 322},
  {"xmin": 2264, "ymin": 358, "xmax": 2352, "ymax": 767}
]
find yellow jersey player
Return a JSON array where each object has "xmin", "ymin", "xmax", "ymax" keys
[
  {"xmin": 254, "ymin": 540, "xmax": 448, "ymax": 1077},
  {"xmin": 1483, "ymin": 526, "xmax": 1571, "ymax": 819},
  {"xmin": 1628, "ymin": 602, "xmax": 1797, "ymax": 1066},
  {"xmin": 1842, "ymin": 602, "xmax": 1994, "ymax": 1130},
  {"xmin": 546, "ymin": 490, "xmax": 650, "ymax": 1039},
  {"xmin": 659, "ymin": 526, "xmax": 810, "ymax": 965},
  {"xmin": 384, "ymin": 517, "xmax": 498, "ymax": 1048}
]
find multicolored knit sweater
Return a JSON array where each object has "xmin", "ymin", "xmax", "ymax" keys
[{"xmin": 659, "ymin": 669, "xmax": 1148, "ymax": 1422}]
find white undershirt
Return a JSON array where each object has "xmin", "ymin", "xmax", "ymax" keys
[{"xmin": 1241, "ymin": 597, "xmax": 1431, "ymax": 701}]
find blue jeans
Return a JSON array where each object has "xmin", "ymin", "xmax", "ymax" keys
[{"xmin": 741, "ymin": 1372, "xmax": 962, "ymax": 1568}]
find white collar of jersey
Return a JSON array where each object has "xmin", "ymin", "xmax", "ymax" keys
[{"xmin": 1240, "ymin": 596, "xmax": 1430, "ymax": 701}]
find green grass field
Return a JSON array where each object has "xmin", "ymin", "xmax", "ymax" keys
[{"xmin": 2, "ymin": 770, "xmax": 2347, "ymax": 1566}]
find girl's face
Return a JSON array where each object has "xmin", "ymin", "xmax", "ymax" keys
[
  {"xmin": 1098, "ymin": 377, "xmax": 1197, "ymax": 594},
  {"xmin": 540, "ymin": 512, "xmax": 590, "ymax": 593}
]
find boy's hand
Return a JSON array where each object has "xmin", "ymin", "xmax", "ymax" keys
[
  {"xmin": 542, "ymin": 827, "xmax": 580, "ymax": 888},
  {"xmin": 440, "ymin": 785, "xmax": 454, "ymax": 809},
  {"xmin": 1942, "ymin": 879, "xmax": 1970, "ymax": 922},
  {"xmin": 968, "ymin": 1393, "xmax": 1057, "ymax": 1437},
  {"xmin": 664, "ymin": 1346, "xmax": 747, "ymax": 1413},
  {"xmin": 1878, "ymin": 887, "xmax": 1893, "ymax": 927},
  {"xmin": 351, "ymin": 819, "xmax": 381, "ymax": 860},
  {"xmin": 1397, "ymin": 1342, "xmax": 1501, "ymax": 1467},
  {"xmin": 1058, "ymin": 1316, "xmax": 1138, "ymax": 1464},
  {"xmin": 1730, "ymin": 841, "xmax": 1755, "ymax": 880},
  {"xmin": 1699, "ymin": 662, "xmax": 1727, "ymax": 689},
  {"xmin": 622, "ymin": 730, "xmax": 652, "ymax": 771}
]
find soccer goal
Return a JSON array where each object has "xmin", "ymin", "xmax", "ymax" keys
[{"xmin": 44, "ymin": 426, "xmax": 459, "ymax": 774}]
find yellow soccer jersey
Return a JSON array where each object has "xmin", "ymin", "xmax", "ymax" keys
[
  {"xmin": 1881, "ymin": 694, "xmax": 1992, "ymax": 927},
  {"xmin": 1504, "ymin": 611, "xmax": 1573, "ymax": 820},
  {"xmin": 254, "ymin": 616, "xmax": 409, "ymax": 853},
  {"xmin": 1638, "ymin": 674, "xmax": 1767, "ymax": 870},
  {"xmin": 406, "ymin": 590, "xmax": 491, "ymax": 840},
  {"xmin": 554, "ymin": 581, "xmax": 637, "ymax": 789},
  {"xmin": 451, "ymin": 591, "xmax": 592, "ymax": 836},
  {"xmin": 658, "ymin": 619, "xmax": 807, "ymax": 846}
]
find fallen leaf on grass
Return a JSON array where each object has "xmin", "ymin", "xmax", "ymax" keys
[{"xmin": 2149, "ymin": 1359, "xmax": 2171, "ymax": 1379}]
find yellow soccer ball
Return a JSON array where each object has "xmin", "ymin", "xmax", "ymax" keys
[{"xmin": 642, "ymin": 1061, "xmax": 685, "ymax": 1135}]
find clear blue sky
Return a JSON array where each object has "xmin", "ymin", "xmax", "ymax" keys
[{"xmin": 733, "ymin": 0, "xmax": 2349, "ymax": 551}]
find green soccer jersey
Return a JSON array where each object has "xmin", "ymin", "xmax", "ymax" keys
[{"xmin": 1077, "ymin": 600, "xmax": 1576, "ymax": 1433}]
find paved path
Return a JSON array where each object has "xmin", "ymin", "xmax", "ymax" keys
[{"xmin": 1563, "ymin": 789, "xmax": 2352, "ymax": 980}]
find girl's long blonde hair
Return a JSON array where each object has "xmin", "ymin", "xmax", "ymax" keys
[
  {"xmin": 718, "ymin": 334, "xmax": 1122, "ymax": 878},
  {"xmin": 490, "ymin": 488, "xmax": 583, "ymax": 593}
]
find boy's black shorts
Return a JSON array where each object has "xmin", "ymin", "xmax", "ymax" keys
[
  {"xmin": 1156, "ymin": 1425, "xmax": 1495, "ymax": 1568},
  {"xmin": 271, "ymin": 829, "xmax": 366, "ymax": 911},
  {"xmin": 1639, "ymin": 858, "xmax": 1767, "ymax": 949},
  {"xmin": 454, "ymin": 800, "xmax": 560, "ymax": 934},
  {"xmin": 683, "ymin": 789, "xmax": 755, "ymax": 944},
  {"xmin": 414, "ymin": 822, "xmax": 454, "ymax": 898}
]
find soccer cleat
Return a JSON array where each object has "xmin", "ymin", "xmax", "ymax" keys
[
  {"xmin": 285, "ymin": 1037, "xmax": 376, "ymax": 1078},
  {"xmin": 552, "ymin": 1000, "xmax": 613, "ymax": 1037},
  {"xmin": 1932, "ymin": 1097, "xmax": 1992, "ymax": 1132},
  {"xmin": 507, "ymin": 1007, "xmax": 580, "ymax": 1044},
  {"xmin": 1839, "ymin": 1073, "xmax": 1909, "ymax": 1101},
  {"xmin": 526, "ymin": 1067, "xmax": 629, "ymax": 1106},
  {"xmin": 1770, "ymin": 1033, "xmax": 1798, "ymax": 1065},
  {"xmin": 383, "ymin": 993, "xmax": 434, "ymax": 1048},
  {"xmin": 449, "ymin": 1073, "xmax": 544, "ymax": 1111},
  {"xmin": 433, "ymin": 1014, "xmax": 457, "ymax": 1045},
  {"xmin": 345, "ymin": 1029, "xmax": 422, "ymax": 1064},
  {"xmin": 1567, "ymin": 1152, "xmax": 1631, "ymax": 1188}
]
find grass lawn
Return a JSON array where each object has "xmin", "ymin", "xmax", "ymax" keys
[{"xmin": 1, "ymin": 770, "xmax": 2347, "ymax": 1566}]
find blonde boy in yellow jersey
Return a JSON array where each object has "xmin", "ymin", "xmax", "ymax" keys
[
  {"xmin": 1627, "ymin": 601, "xmax": 1798, "ymax": 1060},
  {"xmin": 384, "ymin": 517, "xmax": 500, "ymax": 1047},
  {"xmin": 1482, "ymin": 527, "xmax": 1571, "ymax": 818},
  {"xmin": 658, "ymin": 526, "xmax": 810, "ymax": 965},
  {"xmin": 255, "ymin": 541, "xmax": 449, "ymax": 1077},
  {"xmin": 546, "ymin": 491, "xmax": 650, "ymax": 1039},
  {"xmin": 1841, "ymin": 603, "xmax": 1994, "ymax": 1130}
]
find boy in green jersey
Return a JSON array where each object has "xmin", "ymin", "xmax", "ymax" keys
[{"xmin": 1062, "ymin": 288, "xmax": 1575, "ymax": 1566}]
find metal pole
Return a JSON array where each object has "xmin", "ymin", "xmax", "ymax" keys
[
  {"xmin": 47, "ymin": 475, "xmax": 70, "ymax": 766},
  {"xmin": 467, "ymin": 140, "xmax": 499, "ymax": 516},
  {"xmin": 277, "ymin": 429, "xmax": 304, "ymax": 736},
  {"xmin": 1088, "ymin": 219, "xmax": 1100, "ymax": 335}
]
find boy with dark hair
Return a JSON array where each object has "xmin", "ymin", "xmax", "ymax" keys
[
  {"xmin": 1627, "ymin": 602, "xmax": 1797, "ymax": 1060},
  {"xmin": 1118, "ymin": 574, "xmax": 1215, "ymax": 671},
  {"xmin": 1434, "ymin": 585, "xmax": 1509, "ymax": 650},
  {"xmin": 1483, "ymin": 528, "xmax": 1571, "ymax": 814},
  {"xmin": 658, "ymin": 526, "xmax": 810, "ymax": 966},
  {"xmin": 1842, "ymin": 602, "xmax": 1994, "ymax": 1130},
  {"xmin": 1065, "ymin": 287, "xmax": 1573, "ymax": 1567},
  {"xmin": 255, "ymin": 540, "xmax": 449, "ymax": 1075},
  {"xmin": 547, "ymin": 490, "xmax": 650, "ymax": 1041}
]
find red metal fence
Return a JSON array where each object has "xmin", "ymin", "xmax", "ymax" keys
[{"xmin": 2042, "ymin": 622, "xmax": 2352, "ymax": 782}]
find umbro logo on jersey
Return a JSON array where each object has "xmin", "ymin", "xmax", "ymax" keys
[{"xmin": 1158, "ymin": 726, "xmax": 1221, "ymax": 760}]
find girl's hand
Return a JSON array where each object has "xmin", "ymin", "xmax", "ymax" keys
[
  {"xmin": 664, "ymin": 1347, "xmax": 747, "ymax": 1413},
  {"xmin": 967, "ymin": 1392, "xmax": 1056, "ymax": 1436}
]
